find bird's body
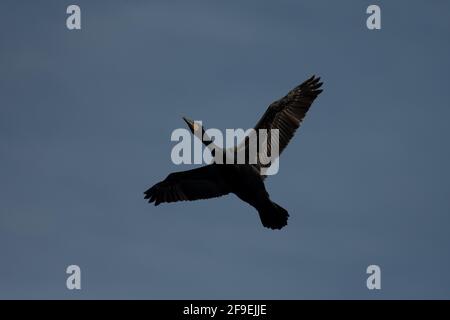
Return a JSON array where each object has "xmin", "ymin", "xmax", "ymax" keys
[
  {"xmin": 144, "ymin": 76, "xmax": 323, "ymax": 230},
  {"xmin": 229, "ymin": 164, "xmax": 289, "ymax": 229}
]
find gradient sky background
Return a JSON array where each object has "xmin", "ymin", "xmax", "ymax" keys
[{"xmin": 1, "ymin": 1, "xmax": 450, "ymax": 299}]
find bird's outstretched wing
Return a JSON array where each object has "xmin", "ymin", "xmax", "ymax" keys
[
  {"xmin": 144, "ymin": 164, "xmax": 230, "ymax": 205},
  {"xmin": 242, "ymin": 76, "xmax": 323, "ymax": 165}
]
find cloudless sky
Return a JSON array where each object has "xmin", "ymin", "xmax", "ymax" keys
[{"xmin": 1, "ymin": 0, "xmax": 450, "ymax": 299}]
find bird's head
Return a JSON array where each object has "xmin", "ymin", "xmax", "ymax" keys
[
  {"xmin": 182, "ymin": 117, "xmax": 216, "ymax": 151},
  {"xmin": 183, "ymin": 117, "xmax": 202, "ymax": 135}
]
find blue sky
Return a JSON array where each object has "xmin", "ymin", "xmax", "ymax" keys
[{"xmin": 1, "ymin": 0, "xmax": 450, "ymax": 299}]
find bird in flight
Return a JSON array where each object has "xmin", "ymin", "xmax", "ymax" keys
[{"xmin": 144, "ymin": 76, "xmax": 323, "ymax": 230}]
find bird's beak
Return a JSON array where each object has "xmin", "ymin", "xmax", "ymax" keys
[{"xmin": 182, "ymin": 117, "xmax": 198, "ymax": 134}]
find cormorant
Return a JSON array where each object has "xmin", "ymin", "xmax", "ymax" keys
[{"xmin": 144, "ymin": 76, "xmax": 323, "ymax": 230}]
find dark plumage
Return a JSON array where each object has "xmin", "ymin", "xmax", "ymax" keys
[{"xmin": 144, "ymin": 76, "xmax": 323, "ymax": 230}]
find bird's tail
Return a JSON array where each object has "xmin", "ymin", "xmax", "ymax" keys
[{"xmin": 258, "ymin": 201, "xmax": 289, "ymax": 230}]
